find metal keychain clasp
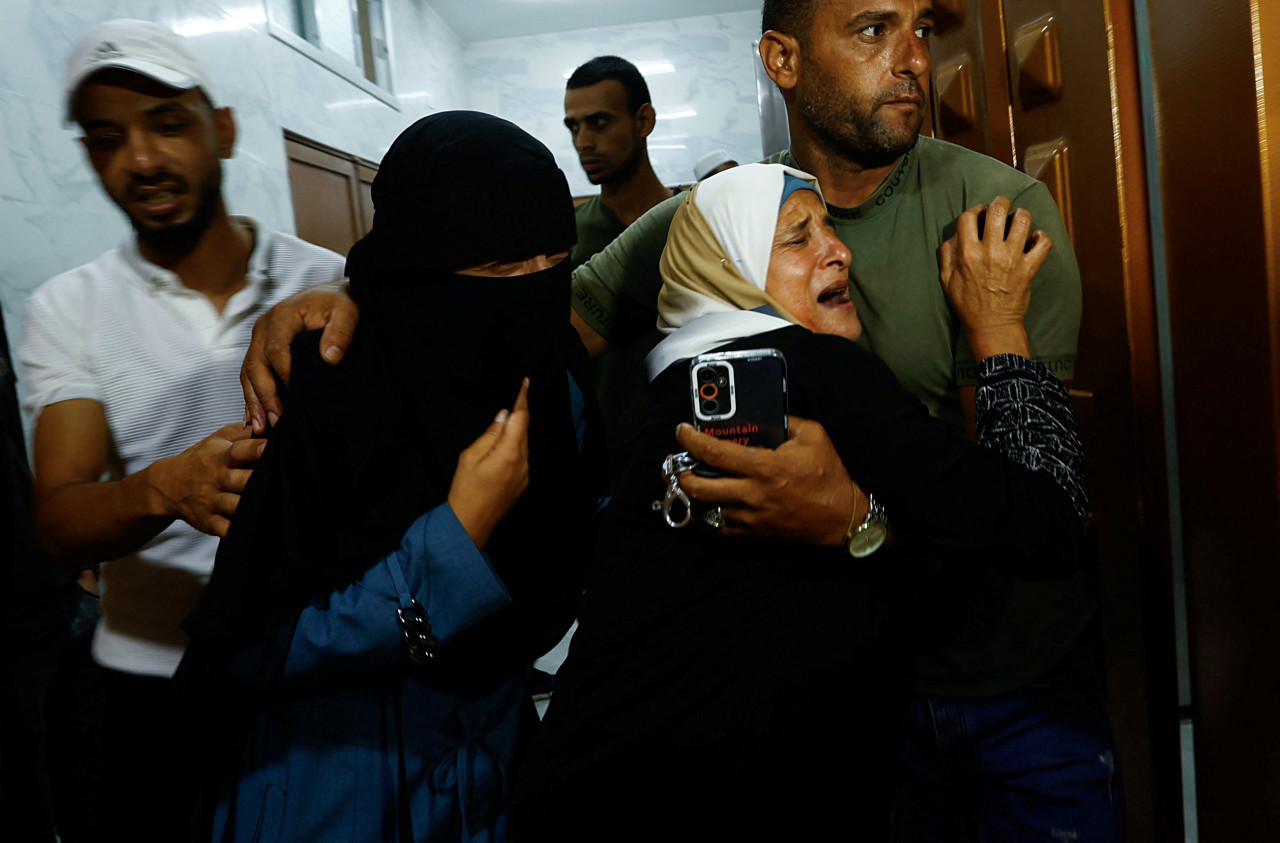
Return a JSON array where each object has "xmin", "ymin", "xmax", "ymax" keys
[{"xmin": 653, "ymin": 451, "xmax": 700, "ymax": 529}]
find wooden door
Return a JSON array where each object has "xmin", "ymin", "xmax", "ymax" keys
[
  {"xmin": 930, "ymin": 3, "xmax": 1180, "ymax": 840},
  {"xmin": 285, "ymin": 133, "xmax": 378, "ymax": 257},
  {"xmin": 1143, "ymin": 0, "xmax": 1280, "ymax": 835}
]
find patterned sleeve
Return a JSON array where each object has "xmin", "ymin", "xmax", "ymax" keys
[{"xmin": 975, "ymin": 353, "xmax": 1088, "ymax": 524}]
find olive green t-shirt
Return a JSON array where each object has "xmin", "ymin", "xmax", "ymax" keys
[
  {"xmin": 569, "ymin": 136, "xmax": 1092, "ymax": 697},
  {"xmin": 569, "ymin": 196, "xmax": 627, "ymax": 272},
  {"xmin": 570, "ymin": 195, "xmax": 665, "ymax": 493}
]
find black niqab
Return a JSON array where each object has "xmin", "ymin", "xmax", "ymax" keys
[{"xmin": 182, "ymin": 111, "xmax": 597, "ymax": 696}]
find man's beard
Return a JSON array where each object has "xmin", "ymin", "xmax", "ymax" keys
[
  {"xmin": 592, "ymin": 141, "xmax": 644, "ymax": 187},
  {"xmin": 128, "ymin": 167, "xmax": 223, "ymax": 258},
  {"xmin": 798, "ymin": 60, "xmax": 924, "ymax": 170}
]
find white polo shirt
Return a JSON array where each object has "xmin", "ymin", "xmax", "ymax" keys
[{"xmin": 20, "ymin": 218, "xmax": 344, "ymax": 677}]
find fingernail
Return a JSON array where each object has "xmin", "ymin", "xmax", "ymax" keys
[
  {"xmin": 523, "ymin": 377, "xmax": 530, "ymax": 388},
  {"xmin": 322, "ymin": 345, "xmax": 342, "ymax": 363},
  {"xmin": 267, "ymin": 411, "xmax": 280, "ymax": 427},
  {"xmin": 495, "ymin": 409, "xmax": 510, "ymax": 424},
  {"xmin": 676, "ymin": 422, "xmax": 693, "ymax": 434}
]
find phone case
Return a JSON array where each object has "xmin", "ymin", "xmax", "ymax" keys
[{"xmin": 689, "ymin": 348, "xmax": 788, "ymax": 450}]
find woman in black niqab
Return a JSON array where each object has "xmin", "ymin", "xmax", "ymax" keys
[{"xmin": 180, "ymin": 111, "xmax": 599, "ymax": 843}]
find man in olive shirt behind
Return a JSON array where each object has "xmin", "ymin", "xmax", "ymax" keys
[
  {"xmin": 563, "ymin": 55, "xmax": 676, "ymax": 270},
  {"xmin": 563, "ymin": 55, "xmax": 681, "ymax": 490}
]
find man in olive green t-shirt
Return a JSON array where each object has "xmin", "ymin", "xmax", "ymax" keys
[
  {"xmin": 563, "ymin": 55, "xmax": 675, "ymax": 270},
  {"xmin": 563, "ymin": 56, "xmax": 682, "ymax": 490},
  {"xmin": 567, "ymin": 2, "xmax": 1120, "ymax": 841}
]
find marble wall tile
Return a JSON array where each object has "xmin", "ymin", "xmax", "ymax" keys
[{"xmin": 464, "ymin": 9, "xmax": 764, "ymax": 196}]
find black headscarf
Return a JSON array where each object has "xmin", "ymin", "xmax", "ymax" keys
[{"xmin": 182, "ymin": 111, "xmax": 598, "ymax": 696}]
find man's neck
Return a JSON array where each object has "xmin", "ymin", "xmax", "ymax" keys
[
  {"xmin": 788, "ymin": 126, "xmax": 907, "ymax": 209},
  {"xmin": 138, "ymin": 211, "xmax": 254, "ymax": 314},
  {"xmin": 599, "ymin": 159, "xmax": 671, "ymax": 226}
]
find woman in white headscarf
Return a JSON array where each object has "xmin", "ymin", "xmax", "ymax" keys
[{"xmin": 509, "ymin": 164, "xmax": 1087, "ymax": 841}]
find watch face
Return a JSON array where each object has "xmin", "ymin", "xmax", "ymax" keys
[{"xmin": 847, "ymin": 521, "xmax": 888, "ymax": 558}]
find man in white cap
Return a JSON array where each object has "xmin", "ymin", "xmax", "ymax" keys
[
  {"xmin": 692, "ymin": 148, "xmax": 738, "ymax": 181},
  {"xmin": 18, "ymin": 19, "xmax": 344, "ymax": 840}
]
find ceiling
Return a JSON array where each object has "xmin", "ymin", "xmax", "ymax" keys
[{"xmin": 427, "ymin": 0, "xmax": 758, "ymax": 43}]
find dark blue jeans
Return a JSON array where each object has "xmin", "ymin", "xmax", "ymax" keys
[{"xmin": 894, "ymin": 641, "xmax": 1125, "ymax": 841}]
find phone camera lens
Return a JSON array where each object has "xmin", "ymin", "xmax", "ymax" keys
[
  {"xmin": 701, "ymin": 399, "xmax": 718, "ymax": 414},
  {"xmin": 698, "ymin": 367, "xmax": 716, "ymax": 383}
]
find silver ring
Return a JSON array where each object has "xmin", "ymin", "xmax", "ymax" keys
[{"xmin": 702, "ymin": 506, "xmax": 725, "ymax": 530}]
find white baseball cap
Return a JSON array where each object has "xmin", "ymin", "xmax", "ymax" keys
[
  {"xmin": 64, "ymin": 19, "xmax": 218, "ymax": 122},
  {"xmin": 694, "ymin": 149, "xmax": 738, "ymax": 181}
]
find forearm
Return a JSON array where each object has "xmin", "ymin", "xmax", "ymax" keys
[
  {"xmin": 569, "ymin": 193, "xmax": 681, "ymax": 347},
  {"xmin": 965, "ymin": 324, "xmax": 1031, "ymax": 363},
  {"xmin": 36, "ymin": 463, "xmax": 176, "ymax": 564}
]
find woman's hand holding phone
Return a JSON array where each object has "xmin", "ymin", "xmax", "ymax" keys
[{"xmin": 674, "ymin": 416, "xmax": 855, "ymax": 546}]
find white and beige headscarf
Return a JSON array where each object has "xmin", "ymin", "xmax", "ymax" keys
[{"xmin": 645, "ymin": 162, "xmax": 825, "ymax": 379}]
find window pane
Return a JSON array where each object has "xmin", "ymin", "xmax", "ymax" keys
[
  {"xmin": 361, "ymin": 0, "xmax": 391, "ymax": 86},
  {"xmin": 313, "ymin": 0, "xmax": 360, "ymax": 67}
]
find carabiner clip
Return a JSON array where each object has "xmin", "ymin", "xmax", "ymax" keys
[
  {"xmin": 662, "ymin": 476, "xmax": 692, "ymax": 528},
  {"xmin": 656, "ymin": 451, "xmax": 700, "ymax": 529}
]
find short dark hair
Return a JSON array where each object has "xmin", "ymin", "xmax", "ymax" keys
[
  {"xmin": 566, "ymin": 55, "xmax": 651, "ymax": 114},
  {"xmin": 761, "ymin": 0, "xmax": 823, "ymax": 41}
]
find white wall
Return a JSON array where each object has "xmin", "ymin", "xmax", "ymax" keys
[{"xmin": 465, "ymin": 9, "xmax": 764, "ymax": 196}]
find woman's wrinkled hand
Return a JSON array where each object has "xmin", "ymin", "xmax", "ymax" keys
[
  {"xmin": 447, "ymin": 379, "xmax": 531, "ymax": 549},
  {"xmin": 939, "ymin": 196, "xmax": 1053, "ymax": 361}
]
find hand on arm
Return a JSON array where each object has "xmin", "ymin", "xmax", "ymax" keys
[
  {"xmin": 447, "ymin": 380, "xmax": 531, "ymax": 549},
  {"xmin": 674, "ymin": 416, "xmax": 862, "ymax": 546},
  {"xmin": 940, "ymin": 196, "xmax": 1053, "ymax": 362},
  {"xmin": 33, "ymin": 403, "xmax": 265, "ymax": 563},
  {"xmin": 240, "ymin": 280, "xmax": 359, "ymax": 432}
]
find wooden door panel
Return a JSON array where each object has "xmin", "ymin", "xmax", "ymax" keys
[
  {"xmin": 1000, "ymin": 2, "xmax": 1178, "ymax": 840},
  {"xmin": 287, "ymin": 153, "xmax": 360, "ymax": 256},
  {"xmin": 932, "ymin": 2, "xmax": 1179, "ymax": 839},
  {"xmin": 1022, "ymin": 137, "xmax": 1073, "ymax": 240},
  {"xmin": 285, "ymin": 134, "xmax": 379, "ymax": 258},
  {"xmin": 927, "ymin": 0, "xmax": 1013, "ymax": 163}
]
